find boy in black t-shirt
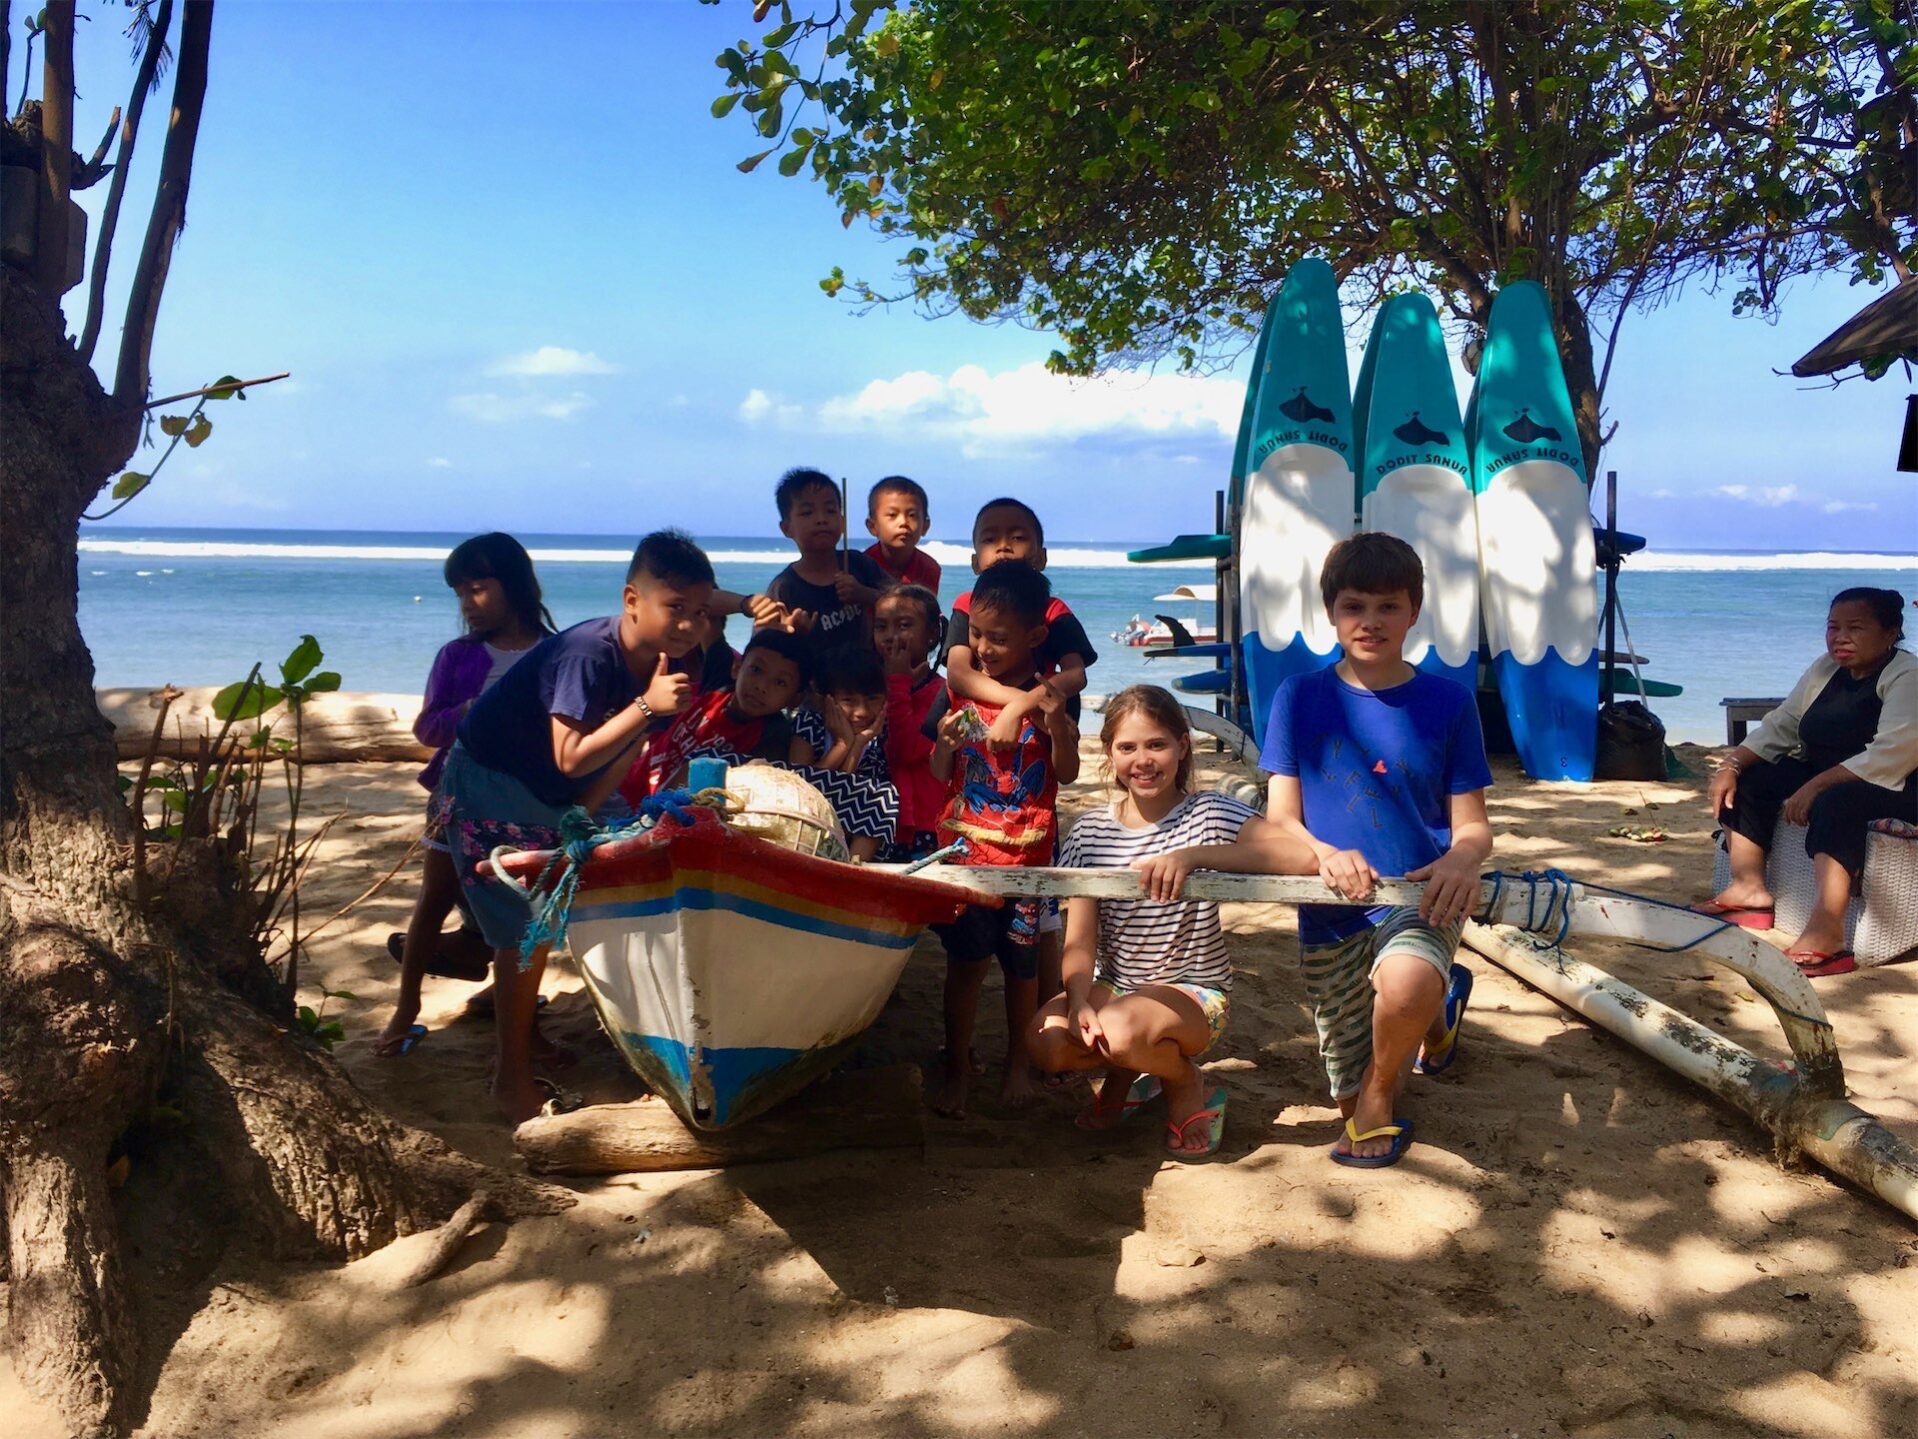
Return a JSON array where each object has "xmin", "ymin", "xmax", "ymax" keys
[{"xmin": 765, "ymin": 467, "xmax": 889, "ymax": 665}]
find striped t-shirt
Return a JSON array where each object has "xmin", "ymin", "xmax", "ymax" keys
[{"xmin": 1057, "ymin": 791, "xmax": 1258, "ymax": 992}]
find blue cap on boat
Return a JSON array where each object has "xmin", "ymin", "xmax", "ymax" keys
[{"xmin": 686, "ymin": 757, "xmax": 729, "ymax": 793}]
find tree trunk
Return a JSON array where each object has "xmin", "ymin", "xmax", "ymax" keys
[
  {"xmin": 0, "ymin": 270, "xmax": 567, "ymax": 1438},
  {"xmin": 1553, "ymin": 287, "xmax": 1604, "ymax": 479}
]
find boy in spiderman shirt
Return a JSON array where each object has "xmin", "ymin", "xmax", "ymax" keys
[
  {"xmin": 928, "ymin": 561, "xmax": 1080, "ymax": 1118},
  {"xmin": 619, "ymin": 628, "xmax": 809, "ymax": 804}
]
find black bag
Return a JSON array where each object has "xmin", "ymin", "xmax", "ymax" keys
[{"xmin": 1596, "ymin": 700, "xmax": 1666, "ymax": 781}]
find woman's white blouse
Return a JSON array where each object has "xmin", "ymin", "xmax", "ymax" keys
[{"xmin": 1745, "ymin": 649, "xmax": 1918, "ymax": 791}]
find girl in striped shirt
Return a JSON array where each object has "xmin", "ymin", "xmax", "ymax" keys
[{"xmin": 1030, "ymin": 685, "xmax": 1313, "ymax": 1159}]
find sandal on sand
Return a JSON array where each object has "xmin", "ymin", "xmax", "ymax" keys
[
  {"xmin": 1788, "ymin": 948, "xmax": 1857, "ymax": 978},
  {"xmin": 1415, "ymin": 964, "xmax": 1474, "ymax": 1077},
  {"xmin": 1164, "ymin": 1087, "xmax": 1227, "ymax": 1161},
  {"xmin": 534, "ymin": 1077, "xmax": 585, "ymax": 1116},
  {"xmin": 373, "ymin": 1022, "xmax": 427, "ymax": 1059},
  {"xmin": 385, "ymin": 931, "xmax": 491, "ymax": 983},
  {"xmin": 1076, "ymin": 1073, "xmax": 1163, "ymax": 1131},
  {"xmin": 1691, "ymin": 900, "xmax": 1776, "ymax": 930},
  {"xmin": 1331, "ymin": 1118, "xmax": 1416, "ymax": 1169}
]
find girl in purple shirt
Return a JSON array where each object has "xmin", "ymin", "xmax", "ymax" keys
[{"xmin": 376, "ymin": 534, "xmax": 554, "ymax": 1056}]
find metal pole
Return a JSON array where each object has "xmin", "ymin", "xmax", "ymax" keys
[{"xmin": 1602, "ymin": 468, "xmax": 1619, "ymax": 703}]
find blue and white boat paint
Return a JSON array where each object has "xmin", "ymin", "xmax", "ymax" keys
[
  {"xmin": 1238, "ymin": 259, "xmax": 1356, "ymax": 733},
  {"xmin": 1358, "ymin": 293, "xmax": 1481, "ymax": 693},
  {"xmin": 1469, "ymin": 280, "xmax": 1598, "ymax": 782},
  {"xmin": 507, "ymin": 809, "xmax": 983, "ymax": 1129}
]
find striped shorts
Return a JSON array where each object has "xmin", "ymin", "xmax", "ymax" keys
[{"xmin": 1299, "ymin": 906, "xmax": 1462, "ymax": 1100}]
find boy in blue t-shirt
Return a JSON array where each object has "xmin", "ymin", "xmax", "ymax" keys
[
  {"xmin": 1261, "ymin": 533, "xmax": 1494, "ymax": 1169},
  {"xmin": 446, "ymin": 529, "xmax": 715, "ymax": 1123}
]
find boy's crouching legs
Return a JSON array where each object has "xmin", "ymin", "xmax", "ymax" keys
[{"xmin": 1340, "ymin": 948, "xmax": 1448, "ymax": 1161}]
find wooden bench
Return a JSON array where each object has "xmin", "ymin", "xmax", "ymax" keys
[{"xmin": 1720, "ymin": 696, "xmax": 1784, "ymax": 746}]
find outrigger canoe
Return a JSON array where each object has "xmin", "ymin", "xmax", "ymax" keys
[{"xmin": 499, "ymin": 807, "xmax": 988, "ymax": 1129}]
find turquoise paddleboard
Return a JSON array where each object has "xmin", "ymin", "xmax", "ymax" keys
[
  {"xmin": 1238, "ymin": 259, "xmax": 1356, "ymax": 738},
  {"xmin": 1469, "ymin": 281, "xmax": 1597, "ymax": 782},
  {"xmin": 1358, "ymin": 293, "xmax": 1480, "ymax": 693}
]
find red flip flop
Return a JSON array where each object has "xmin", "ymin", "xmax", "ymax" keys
[
  {"xmin": 1787, "ymin": 949, "xmax": 1857, "ymax": 977},
  {"xmin": 1692, "ymin": 900, "xmax": 1776, "ymax": 930}
]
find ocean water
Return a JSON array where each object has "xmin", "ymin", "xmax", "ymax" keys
[{"xmin": 76, "ymin": 526, "xmax": 1918, "ymax": 745}]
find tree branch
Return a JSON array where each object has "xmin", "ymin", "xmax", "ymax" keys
[
  {"xmin": 79, "ymin": 0, "xmax": 173, "ymax": 366},
  {"xmin": 113, "ymin": 0, "xmax": 211, "ymax": 409},
  {"xmin": 1, "ymin": 1, "xmax": 11, "ymax": 121},
  {"xmin": 30, "ymin": 1, "xmax": 74, "ymax": 294},
  {"xmin": 73, "ymin": 105, "xmax": 122, "ymax": 189}
]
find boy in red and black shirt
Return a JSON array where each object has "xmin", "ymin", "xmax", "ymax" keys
[
  {"xmin": 619, "ymin": 629, "xmax": 808, "ymax": 803},
  {"xmin": 864, "ymin": 474, "xmax": 942, "ymax": 594}
]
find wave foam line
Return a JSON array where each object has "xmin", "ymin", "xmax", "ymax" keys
[
  {"xmin": 75, "ymin": 538, "xmax": 1211, "ymax": 569},
  {"xmin": 1628, "ymin": 551, "xmax": 1918, "ymax": 572}
]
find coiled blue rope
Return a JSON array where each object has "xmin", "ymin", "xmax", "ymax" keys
[{"xmin": 514, "ymin": 788, "xmax": 707, "ymax": 967}]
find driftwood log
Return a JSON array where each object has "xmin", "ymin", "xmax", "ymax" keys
[
  {"xmin": 514, "ymin": 1065, "xmax": 925, "ymax": 1174},
  {"xmin": 98, "ymin": 686, "xmax": 431, "ymax": 763}
]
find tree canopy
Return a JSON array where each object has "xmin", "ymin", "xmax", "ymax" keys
[{"xmin": 714, "ymin": 0, "xmax": 1916, "ymax": 462}]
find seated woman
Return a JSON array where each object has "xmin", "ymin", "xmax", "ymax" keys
[{"xmin": 1701, "ymin": 587, "xmax": 1916, "ymax": 975}]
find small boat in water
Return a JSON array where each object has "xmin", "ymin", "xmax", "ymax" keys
[{"xmin": 500, "ymin": 806, "xmax": 986, "ymax": 1129}]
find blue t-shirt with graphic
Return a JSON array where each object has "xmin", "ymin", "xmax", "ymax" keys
[
  {"xmin": 458, "ymin": 616, "xmax": 643, "ymax": 807},
  {"xmin": 1260, "ymin": 667, "xmax": 1493, "ymax": 945}
]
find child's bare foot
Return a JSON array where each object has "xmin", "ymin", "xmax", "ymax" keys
[
  {"xmin": 493, "ymin": 1074, "xmax": 547, "ymax": 1125},
  {"xmin": 930, "ymin": 1055, "xmax": 971, "ymax": 1118},
  {"xmin": 934, "ymin": 1045, "xmax": 987, "ymax": 1077},
  {"xmin": 998, "ymin": 1064, "xmax": 1038, "ymax": 1107}
]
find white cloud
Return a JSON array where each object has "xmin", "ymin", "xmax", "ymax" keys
[
  {"xmin": 1710, "ymin": 483, "xmax": 1799, "ymax": 507},
  {"xmin": 1647, "ymin": 488, "xmax": 1676, "ymax": 499},
  {"xmin": 449, "ymin": 390, "xmax": 594, "ymax": 423},
  {"xmin": 1822, "ymin": 500, "xmax": 1878, "ymax": 514},
  {"xmin": 805, "ymin": 362, "xmax": 1241, "ymax": 454},
  {"xmin": 428, "ymin": 456, "xmax": 452, "ymax": 469},
  {"xmin": 486, "ymin": 346, "xmax": 618, "ymax": 377},
  {"xmin": 738, "ymin": 388, "xmax": 804, "ymax": 426}
]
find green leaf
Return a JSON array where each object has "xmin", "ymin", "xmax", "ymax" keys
[
  {"xmin": 297, "ymin": 1005, "xmax": 319, "ymax": 1028},
  {"xmin": 711, "ymin": 91, "xmax": 742, "ymax": 118},
  {"xmin": 158, "ymin": 414, "xmax": 190, "ymax": 437},
  {"xmin": 212, "ymin": 679, "xmax": 285, "ymax": 721},
  {"xmin": 110, "ymin": 471, "xmax": 150, "ymax": 501},
  {"xmin": 778, "ymin": 144, "xmax": 810, "ymax": 176},
  {"xmin": 315, "ymin": 1021, "xmax": 345, "ymax": 1048},
  {"xmin": 737, "ymin": 148, "xmax": 777, "ymax": 173},
  {"xmin": 280, "ymin": 635, "xmax": 323, "ymax": 685},
  {"xmin": 183, "ymin": 415, "xmax": 213, "ymax": 448},
  {"xmin": 204, "ymin": 374, "xmax": 245, "ymax": 401},
  {"xmin": 325, "ymin": 988, "xmax": 358, "ymax": 1001},
  {"xmin": 304, "ymin": 671, "xmax": 342, "ymax": 694}
]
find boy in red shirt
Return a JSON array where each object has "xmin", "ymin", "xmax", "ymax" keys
[
  {"xmin": 929, "ymin": 562, "xmax": 1080, "ymax": 1118},
  {"xmin": 874, "ymin": 583, "xmax": 947, "ymax": 860},
  {"xmin": 864, "ymin": 474, "xmax": 941, "ymax": 594},
  {"xmin": 619, "ymin": 629, "xmax": 808, "ymax": 802}
]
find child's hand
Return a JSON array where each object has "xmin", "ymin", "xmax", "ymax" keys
[
  {"xmin": 1032, "ymin": 679, "xmax": 1064, "ymax": 718},
  {"xmin": 785, "ymin": 607, "xmax": 817, "ymax": 635},
  {"xmin": 986, "ymin": 705, "xmax": 1026, "ymax": 752},
  {"xmin": 642, "ymin": 653, "xmax": 693, "ymax": 718},
  {"xmin": 1066, "ymin": 994, "xmax": 1105, "ymax": 1054},
  {"xmin": 859, "ymin": 710, "xmax": 886, "ymax": 743},
  {"xmin": 831, "ymin": 573, "xmax": 872, "ymax": 606},
  {"xmin": 743, "ymin": 593, "xmax": 784, "ymax": 626},
  {"xmin": 820, "ymin": 695, "xmax": 856, "ymax": 742},
  {"xmin": 1132, "ymin": 848, "xmax": 1198, "ymax": 902},
  {"xmin": 881, "ymin": 643, "xmax": 914, "ymax": 677},
  {"xmin": 935, "ymin": 708, "xmax": 969, "ymax": 752},
  {"xmin": 1318, "ymin": 848, "xmax": 1378, "ymax": 902},
  {"xmin": 1406, "ymin": 849, "xmax": 1483, "ymax": 927}
]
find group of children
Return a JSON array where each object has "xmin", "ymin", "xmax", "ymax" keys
[{"xmin": 378, "ymin": 471, "xmax": 1495, "ymax": 1171}]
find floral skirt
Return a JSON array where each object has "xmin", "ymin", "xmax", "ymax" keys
[{"xmin": 438, "ymin": 744, "xmax": 564, "ymax": 951}]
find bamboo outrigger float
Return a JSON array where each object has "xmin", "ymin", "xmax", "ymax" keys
[{"xmin": 896, "ymin": 863, "xmax": 1918, "ymax": 1224}]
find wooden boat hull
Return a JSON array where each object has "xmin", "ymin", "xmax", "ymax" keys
[{"xmin": 550, "ymin": 811, "xmax": 984, "ymax": 1129}]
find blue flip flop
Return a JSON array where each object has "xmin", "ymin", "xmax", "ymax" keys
[
  {"xmin": 376, "ymin": 1023, "xmax": 427, "ymax": 1058},
  {"xmin": 1331, "ymin": 1117, "xmax": 1416, "ymax": 1168},
  {"xmin": 1415, "ymin": 964, "xmax": 1474, "ymax": 1077}
]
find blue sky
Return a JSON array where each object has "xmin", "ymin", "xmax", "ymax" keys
[{"xmin": 55, "ymin": 1, "xmax": 1917, "ymax": 551}]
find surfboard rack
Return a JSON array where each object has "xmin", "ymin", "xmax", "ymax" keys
[
  {"xmin": 1144, "ymin": 643, "xmax": 1235, "ymax": 661},
  {"xmin": 1127, "ymin": 533, "xmax": 1231, "ymax": 564},
  {"xmin": 877, "ymin": 862, "xmax": 1918, "ymax": 1226}
]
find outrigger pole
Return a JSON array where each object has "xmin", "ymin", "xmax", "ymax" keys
[{"xmin": 895, "ymin": 863, "xmax": 1918, "ymax": 1224}]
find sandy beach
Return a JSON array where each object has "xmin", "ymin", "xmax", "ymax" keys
[{"xmin": 6, "ymin": 736, "xmax": 1916, "ymax": 1438}]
